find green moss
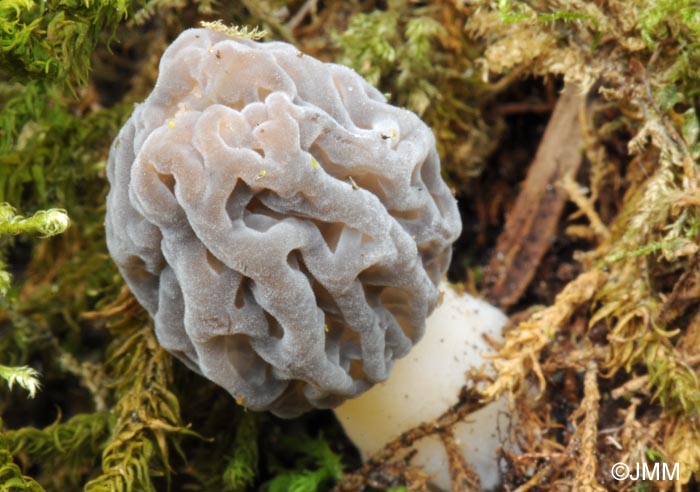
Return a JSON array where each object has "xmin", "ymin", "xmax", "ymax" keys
[
  {"xmin": 222, "ymin": 413, "xmax": 259, "ymax": 492},
  {"xmin": 265, "ymin": 434, "xmax": 344, "ymax": 492},
  {"xmin": 0, "ymin": 418, "xmax": 45, "ymax": 492},
  {"xmin": 83, "ymin": 328, "xmax": 200, "ymax": 492},
  {"xmin": 6, "ymin": 412, "xmax": 111, "ymax": 487},
  {"xmin": 0, "ymin": 0, "xmax": 140, "ymax": 88},
  {"xmin": 0, "ymin": 364, "xmax": 40, "ymax": 398},
  {"xmin": 335, "ymin": 0, "xmax": 499, "ymax": 184}
]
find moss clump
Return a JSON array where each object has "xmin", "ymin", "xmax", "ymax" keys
[
  {"xmin": 0, "ymin": 0, "xmax": 137, "ymax": 88},
  {"xmin": 466, "ymin": 0, "xmax": 700, "ymax": 489},
  {"xmin": 335, "ymin": 0, "xmax": 504, "ymax": 185}
]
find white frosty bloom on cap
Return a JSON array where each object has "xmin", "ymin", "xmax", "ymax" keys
[{"xmin": 105, "ymin": 28, "xmax": 461, "ymax": 417}]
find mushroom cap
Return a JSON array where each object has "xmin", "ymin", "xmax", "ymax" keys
[{"xmin": 105, "ymin": 28, "xmax": 461, "ymax": 417}]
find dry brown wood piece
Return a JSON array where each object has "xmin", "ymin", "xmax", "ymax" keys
[{"xmin": 484, "ymin": 84, "xmax": 586, "ymax": 308}]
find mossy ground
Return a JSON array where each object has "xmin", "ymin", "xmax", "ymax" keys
[{"xmin": 1, "ymin": 1, "xmax": 700, "ymax": 491}]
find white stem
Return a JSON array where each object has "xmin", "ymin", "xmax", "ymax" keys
[{"xmin": 334, "ymin": 284, "xmax": 509, "ymax": 490}]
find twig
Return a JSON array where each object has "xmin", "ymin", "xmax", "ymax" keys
[
  {"xmin": 570, "ymin": 362, "xmax": 605, "ymax": 492},
  {"xmin": 240, "ymin": 0, "xmax": 294, "ymax": 43},
  {"xmin": 494, "ymin": 101, "xmax": 555, "ymax": 115},
  {"xmin": 286, "ymin": 0, "xmax": 318, "ymax": 31},
  {"xmin": 484, "ymin": 84, "xmax": 587, "ymax": 308},
  {"xmin": 333, "ymin": 387, "xmax": 484, "ymax": 491},
  {"xmin": 440, "ymin": 429, "xmax": 481, "ymax": 491}
]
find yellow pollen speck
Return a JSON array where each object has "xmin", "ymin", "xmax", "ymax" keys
[
  {"xmin": 168, "ymin": 119, "xmax": 175, "ymax": 129},
  {"xmin": 311, "ymin": 157, "xmax": 319, "ymax": 169},
  {"xmin": 255, "ymin": 169, "xmax": 267, "ymax": 180},
  {"xmin": 236, "ymin": 395, "xmax": 245, "ymax": 406},
  {"xmin": 381, "ymin": 128, "xmax": 398, "ymax": 140},
  {"xmin": 324, "ymin": 324, "xmax": 329, "ymax": 333}
]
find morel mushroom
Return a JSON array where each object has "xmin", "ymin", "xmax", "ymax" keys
[{"xmin": 105, "ymin": 27, "xmax": 462, "ymax": 418}]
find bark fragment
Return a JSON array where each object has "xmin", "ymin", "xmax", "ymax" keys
[{"xmin": 485, "ymin": 85, "xmax": 586, "ymax": 308}]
